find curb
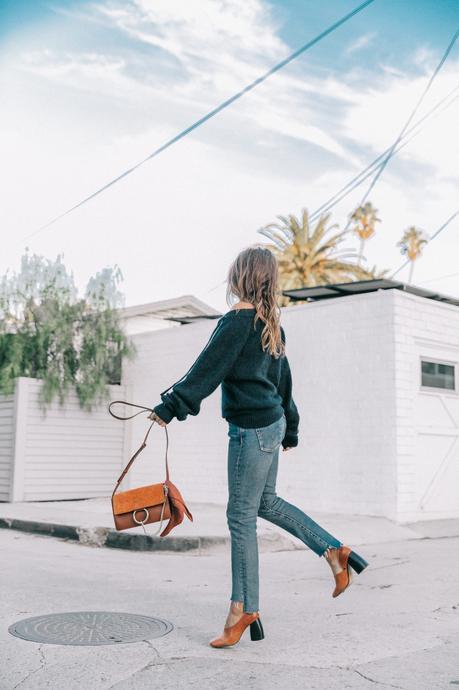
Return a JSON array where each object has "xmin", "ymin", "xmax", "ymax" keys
[
  {"xmin": 0, "ymin": 517, "xmax": 230, "ymax": 552},
  {"xmin": 0, "ymin": 517, "xmax": 300, "ymax": 553},
  {"xmin": 2, "ymin": 514, "xmax": 459, "ymax": 553}
]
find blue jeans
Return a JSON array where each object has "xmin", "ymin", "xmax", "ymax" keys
[{"xmin": 226, "ymin": 413, "xmax": 343, "ymax": 613}]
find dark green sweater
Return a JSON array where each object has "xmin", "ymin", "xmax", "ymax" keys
[{"xmin": 152, "ymin": 308, "xmax": 300, "ymax": 448}]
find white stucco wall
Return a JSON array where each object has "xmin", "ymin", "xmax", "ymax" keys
[
  {"xmin": 123, "ymin": 291, "xmax": 399, "ymax": 519},
  {"xmin": 279, "ymin": 291, "xmax": 398, "ymax": 519},
  {"xmin": 122, "ymin": 319, "xmax": 228, "ymax": 502}
]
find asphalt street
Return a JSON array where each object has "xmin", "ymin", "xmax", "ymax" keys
[{"xmin": 1, "ymin": 528, "xmax": 458, "ymax": 689}]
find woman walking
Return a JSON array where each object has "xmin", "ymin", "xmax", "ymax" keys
[{"xmin": 149, "ymin": 246, "xmax": 369, "ymax": 648}]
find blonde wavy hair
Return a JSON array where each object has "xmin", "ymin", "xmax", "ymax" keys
[{"xmin": 226, "ymin": 245, "xmax": 285, "ymax": 358}]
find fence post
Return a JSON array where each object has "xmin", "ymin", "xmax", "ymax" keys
[{"xmin": 10, "ymin": 377, "xmax": 29, "ymax": 502}]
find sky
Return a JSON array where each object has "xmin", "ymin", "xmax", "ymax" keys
[{"xmin": 1, "ymin": 0, "xmax": 459, "ymax": 312}]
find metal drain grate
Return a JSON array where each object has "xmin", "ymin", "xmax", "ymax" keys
[{"xmin": 8, "ymin": 611, "xmax": 173, "ymax": 646}]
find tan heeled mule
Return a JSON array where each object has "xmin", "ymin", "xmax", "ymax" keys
[
  {"xmin": 209, "ymin": 611, "xmax": 264, "ymax": 648},
  {"xmin": 331, "ymin": 544, "xmax": 370, "ymax": 597}
]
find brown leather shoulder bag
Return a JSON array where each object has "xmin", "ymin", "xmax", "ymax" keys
[{"xmin": 108, "ymin": 401, "xmax": 193, "ymax": 537}]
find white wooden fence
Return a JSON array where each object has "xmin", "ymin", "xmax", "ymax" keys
[{"xmin": 0, "ymin": 378, "xmax": 127, "ymax": 502}]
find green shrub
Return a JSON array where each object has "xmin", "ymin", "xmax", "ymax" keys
[{"xmin": 0, "ymin": 251, "xmax": 135, "ymax": 410}]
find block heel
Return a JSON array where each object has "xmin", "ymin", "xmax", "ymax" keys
[
  {"xmin": 348, "ymin": 550, "xmax": 369, "ymax": 574},
  {"xmin": 250, "ymin": 617, "xmax": 264, "ymax": 641}
]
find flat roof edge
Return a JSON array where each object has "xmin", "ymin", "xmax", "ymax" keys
[{"xmin": 283, "ymin": 279, "xmax": 459, "ymax": 308}]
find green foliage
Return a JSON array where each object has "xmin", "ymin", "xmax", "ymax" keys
[{"xmin": 0, "ymin": 251, "xmax": 135, "ymax": 410}]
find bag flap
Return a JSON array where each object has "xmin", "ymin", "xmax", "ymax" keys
[{"xmin": 112, "ymin": 483, "xmax": 166, "ymax": 515}]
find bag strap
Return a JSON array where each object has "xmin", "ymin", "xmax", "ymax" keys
[
  {"xmin": 109, "ymin": 401, "xmax": 170, "ymax": 496},
  {"xmin": 108, "ymin": 400, "xmax": 155, "ymax": 421}
]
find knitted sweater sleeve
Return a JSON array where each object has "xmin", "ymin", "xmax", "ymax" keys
[
  {"xmin": 279, "ymin": 327, "xmax": 300, "ymax": 448},
  {"xmin": 152, "ymin": 315, "xmax": 250, "ymax": 424}
]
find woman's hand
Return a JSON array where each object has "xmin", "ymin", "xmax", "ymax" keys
[
  {"xmin": 148, "ymin": 411, "xmax": 167, "ymax": 426},
  {"xmin": 282, "ymin": 447, "xmax": 292, "ymax": 452}
]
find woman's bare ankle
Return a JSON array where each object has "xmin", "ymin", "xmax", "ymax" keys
[
  {"xmin": 323, "ymin": 547, "xmax": 344, "ymax": 575},
  {"xmin": 225, "ymin": 600, "xmax": 244, "ymax": 627}
]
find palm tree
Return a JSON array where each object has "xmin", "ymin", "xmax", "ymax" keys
[
  {"xmin": 258, "ymin": 208, "xmax": 374, "ymax": 306},
  {"xmin": 397, "ymin": 226, "xmax": 428, "ymax": 284},
  {"xmin": 349, "ymin": 202, "xmax": 380, "ymax": 266},
  {"xmin": 367, "ymin": 264, "xmax": 390, "ymax": 279}
]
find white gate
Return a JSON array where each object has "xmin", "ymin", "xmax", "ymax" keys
[{"xmin": 412, "ymin": 341, "xmax": 459, "ymax": 518}]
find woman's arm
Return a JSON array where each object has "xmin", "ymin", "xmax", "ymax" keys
[
  {"xmin": 151, "ymin": 315, "xmax": 250, "ymax": 424},
  {"xmin": 279, "ymin": 327, "xmax": 300, "ymax": 448}
]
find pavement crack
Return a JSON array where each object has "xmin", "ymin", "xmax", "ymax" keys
[
  {"xmin": 13, "ymin": 644, "xmax": 46, "ymax": 689},
  {"xmin": 353, "ymin": 668, "xmax": 405, "ymax": 689},
  {"xmin": 107, "ymin": 640, "xmax": 173, "ymax": 688},
  {"xmin": 142, "ymin": 639, "xmax": 160, "ymax": 656},
  {"xmin": 141, "ymin": 639, "xmax": 174, "ymax": 671}
]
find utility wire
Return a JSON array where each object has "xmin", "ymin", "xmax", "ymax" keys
[
  {"xmin": 419, "ymin": 270, "xmax": 459, "ymax": 285},
  {"xmin": 172, "ymin": 81, "xmax": 459, "ymax": 298},
  {"xmin": 309, "ymin": 84, "xmax": 459, "ymax": 223},
  {"xmin": 253, "ymin": 87, "xmax": 459, "ymax": 295},
  {"xmin": 254, "ymin": 87, "xmax": 459, "ymax": 291},
  {"xmin": 22, "ymin": 0, "xmax": 377, "ymax": 244},
  {"xmin": 391, "ymin": 210, "xmax": 459, "ymax": 279},
  {"xmin": 341, "ymin": 28, "xmax": 459, "ymax": 233},
  {"xmin": 309, "ymin": 95, "xmax": 459, "ymax": 223}
]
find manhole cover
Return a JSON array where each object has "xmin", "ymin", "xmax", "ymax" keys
[{"xmin": 8, "ymin": 611, "xmax": 173, "ymax": 646}]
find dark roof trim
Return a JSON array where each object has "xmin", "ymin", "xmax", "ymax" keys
[
  {"xmin": 282, "ymin": 278, "xmax": 459, "ymax": 308},
  {"xmin": 166, "ymin": 315, "xmax": 221, "ymax": 325}
]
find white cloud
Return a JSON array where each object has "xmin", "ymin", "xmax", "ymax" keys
[
  {"xmin": 98, "ymin": 0, "xmax": 285, "ymax": 88},
  {"xmin": 20, "ymin": 50, "xmax": 126, "ymax": 82},
  {"xmin": 342, "ymin": 61, "xmax": 459, "ymax": 180},
  {"xmin": 2, "ymin": 0, "xmax": 459, "ymax": 305},
  {"xmin": 17, "ymin": 0, "xmax": 353, "ymax": 162},
  {"xmin": 346, "ymin": 32, "xmax": 376, "ymax": 55},
  {"xmin": 413, "ymin": 45, "xmax": 438, "ymax": 68}
]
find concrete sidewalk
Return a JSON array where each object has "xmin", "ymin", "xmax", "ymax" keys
[{"xmin": 1, "ymin": 497, "xmax": 458, "ymax": 553}]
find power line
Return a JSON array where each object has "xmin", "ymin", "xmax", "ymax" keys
[
  {"xmin": 342, "ymin": 28, "xmax": 459, "ymax": 233},
  {"xmin": 209, "ymin": 211, "xmax": 459, "ymax": 295},
  {"xmin": 309, "ymin": 84, "xmax": 459, "ymax": 223},
  {"xmin": 419, "ymin": 270, "xmax": 459, "ymax": 285},
  {"xmin": 253, "ymin": 87, "xmax": 459, "ymax": 293},
  {"xmin": 391, "ymin": 210, "xmax": 459, "ymax": 279},
  {"xmin": 429, "ymin": 210, "xmax": 459, "ymax": 242},
  {"xmin": 22, "ymin": 0, "xmax": 377, "ymax": 245},
  {"xmin": 205, "ymin": 278, "xmax": 226, "ymax": 295}
]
